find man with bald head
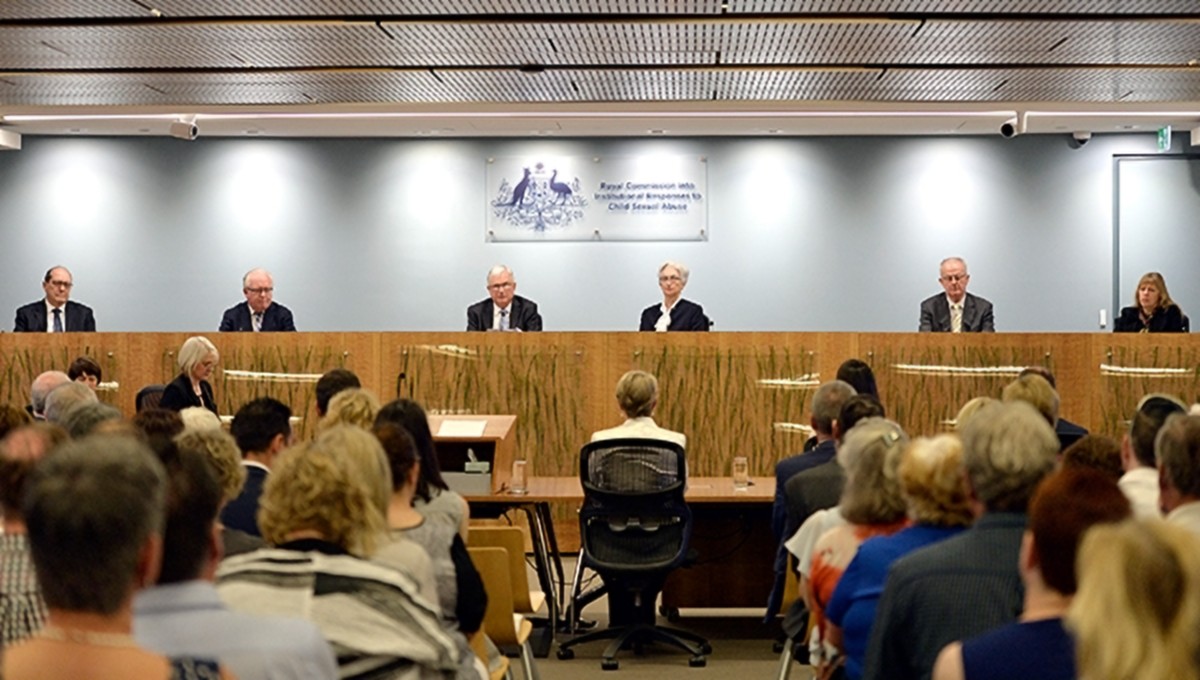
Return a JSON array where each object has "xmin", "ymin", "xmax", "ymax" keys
[
  {"xmin": 28, "ymin": 371, "xmax": 70, "ymax": 420},
  {"xmin": 14, "ymin": 266, "xmax": 96, "ymax": 332},
  {"xmin": 467, "ymin": 265, "xmax": 543, "ymax": 331},
  {"xmin": 219, "ymin": 268, "xmax": 296, "ymax": 332},
  {"xmin": 919, "ymin": 257, "xmax": 995, "ymax": 332}
]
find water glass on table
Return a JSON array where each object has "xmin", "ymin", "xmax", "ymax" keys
[{"xmin": 732, "ymin": 456, "xmax": 749, "ymax": 491}]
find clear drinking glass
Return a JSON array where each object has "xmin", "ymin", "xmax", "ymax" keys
[
  {"xmin": 510, "ymin": 459, "xmax": 528, "ymax": 495},
  {"xmin": 732, "ymin": 456, "xmax": 750, "ymax": 491}
]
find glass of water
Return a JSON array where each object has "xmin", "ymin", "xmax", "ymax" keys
[
  {"xmin": 510, "ymin": 459, "xmax": 528, "ymax": 495},
  {"xmin": 732, "ymin": 456, "xmax": 749, "ymax": 491}
]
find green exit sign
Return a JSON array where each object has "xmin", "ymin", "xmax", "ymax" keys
[{"xmin": 1158, "ymin": 125, "xmax": 1173, "ymax": 152}]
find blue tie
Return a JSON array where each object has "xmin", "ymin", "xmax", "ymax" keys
[
  {"xmin": 499, "ymin": 309, "xmax": 510, "ymax": 331},
  {"xmin": 52, "ymin": 308, "xmax": 63, "ymax": 333}
]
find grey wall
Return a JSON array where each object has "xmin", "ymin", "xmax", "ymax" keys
[{"xmin": 0, "ymin": 132, "xmax": 1182, "ymax": 332}]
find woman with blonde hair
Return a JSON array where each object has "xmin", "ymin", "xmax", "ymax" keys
[
  {"xmin": 1067, "ymin": 519, "xmax": 1200, "ymax": 680},
  {"xmin": 1115, "ymin": 271, "xmax": 1187, "ymax": 333},
  {"xmin": 159, "ymin": 336, "xmax": 219, "ymax": 414},
  {"xmin": 317, "ymin": 388, "xmax": 381, "ymax": 434}
]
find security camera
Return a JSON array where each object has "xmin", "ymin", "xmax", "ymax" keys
[
  {"xmin": 1072, "ymin": 131, "xmax": 1092, "ymax": 146},
  {"xmin": 999, "ymin": 118, "xmax": 1019, "ymax": 139},
  {"xmin": 168, "ymin": 121, "xmax": 198, "ymax": 141}
]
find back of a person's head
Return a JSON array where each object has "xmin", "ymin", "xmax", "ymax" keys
[
  {"xmin": 43, "ymin": 381, "xmax": 98, "ymax": 424},
  {"xmin": 1018, "ymin": 365, "xmax": 1057, "ymax": 390},
  {"xmin": 837, "ymin": 418, "xmax": 909, "ymax": 525},
  {"xmin": 317, "ymin": 388, "xmax": 381, "ymax": 434},
  {"xmin": 30, "ymin": 371, "xmax": 70, "ymax": 416},
  {"xmin": 837, "ymin": 395, "xmax": 885, "ymax": 441},
  {"xmin": 375, "ymin": 399, "xmax": 447, "ymax": 501},
  {"xmin": 1060, "ymin": 434, "xmax": 1124, "ymax": 482},
  {"xmin": 0, "ymin": 424, "xmax": 64, "ymax": 518},
  {"xmin": 615, "ymin": 370, "xmax": 658, "ymax": 419},
  {"xmin": 178, "ymin": 406, "xmax": 222, "ymax": 433},
  {"xmin": 175, "ymin": 427, "xmax": 246, "ymax": 505},
  {"xmin": 812, "ymin": 380, "xmax": 857, "ymax": 436},
  {"xmin": 373, "ymin": 422, "xmax": 420, "ymax": 492},
  {"xmin": 230, "ymin": 397, "xmax": 292, "ymax": 455},
  {"xmin": 315, "ymin": 425, "xmax": 392, "ymax": 517},
  {"xmin": 1131, "ymin": 394, "xmax": 1188, "ymax": 468},
  {"xmin": 1069, "ymin": 519, "xmax": 1200, "ymax": 680},
  {"xmin": 1002, "ymin": 373, "xmax": 1060, "ymax": 427},
  {"xmin": 0, "ymin": 403, "xmax": 33, "ymax": 439},
  {"xmin": 899, "ymin": 435, "xmax": 972, "ymax": 527},
  {"xmin": 61, "ymin": 402, "xmax": 122, "ymax": 439},
  {"xmin": 152, "ymin": 440, "xmax": 223, "ymax": 585},
  {"xmin": 1029, "ymin": 467, "xmax": 1131, "ymax": 595},
  {"xmin": 1156, "ymin": 414, "xmax": 1200, "ymax": 499},
  {"xmin": 955, "ymin": 396, "xmax": 998, "ymax": 431},
  {"xmin": 131, "ymin": 408, "xmax": 184, "ymax": 441},
  {"xmin": 23, "ymin": 434, "xmax": 166, "ymax": 615},
  {"xmin": 835, "ymin": 359, "xmax": 879, "ymax": 399},
  {"xmin": 315, "ymin": 368, "xmax": 361, "ymax": 417},
  {"xmin": 960, "ymin": 401, "xmax": 1058, "ymax": 513},
  {"xmin": 258, "ymin": 442, "xmax": 380, "ymax": 557}
]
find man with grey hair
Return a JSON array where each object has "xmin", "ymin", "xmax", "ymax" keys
[
  {"xmin": 1155, "ymin": 414, "xmax": 1200, "ymax": 535},
  {"xmin": 42, "ymin": 381, "xmax": 98, "ymax": 425},
  {"xmin": 60, "ymin": 402, "xmax": 122, "ymax": 439},
  {"xmin": 28, "ymin": 371, "xmax": 70, "ymax": 420},
  {"xmin": 919, "ymin": 257, "xmax": 995, "ymax": 332},
  {"xmin": 466, "ymin": 264, "xmax": 542, "ymax": 331},
  {"xmin": 766, "ymin": 380, "xmax": 857, "ymax": 618},
  {"xmin": 863, "ymin": 401, "xmax": 1057, "ymax": 680},
  {"xmin": 219, "ymin": 268, "xmax": 296, "ymax": 332}
]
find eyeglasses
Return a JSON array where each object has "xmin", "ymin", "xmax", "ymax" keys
[
  {"xmin": 47, "ymin": 280, "xmax": 73, "ymax": 289},
  {"xmin": 245, "ymin": 287, "xmax": 273, "ymax": 295},
  {"xmin": 659, "ymin": 275, "xmax": 683, "ymax": 283},
  {"xmin": 940, "ymin": 274, "xmax": 968, "ymax": 283},
  {"xmin": 488, "ymin": 282, "xmax": 514, "ymax": 291}
]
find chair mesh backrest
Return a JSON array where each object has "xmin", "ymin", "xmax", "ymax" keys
[
  {"xmin": 136, "ymin": 385, "xmax": 165, "ymax": 412},
  {"xmin": 586, "ymin": 441, "xmax": 683, "ymax": 492}
]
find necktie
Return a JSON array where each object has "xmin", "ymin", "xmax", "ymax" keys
[
  {"xmin": 951, "ymin": 304, "xmax": 963, "ymax": 333},
  {"xmin": 252, "ymin": 312, "xmax": 263, "ymax": 332},
  {"xmin": 499, "ymin": 309, "xmax": 510, "ymax": 331},
  {"xmin": 52, "ymin": 308, "xmax": 63, "ymax": 333}
]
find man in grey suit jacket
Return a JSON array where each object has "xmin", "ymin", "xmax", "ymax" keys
[
  {"xmin": 919, "ymin": 257, "xmax": 995, "ymax": 332},
  {"xmin": 13, "ymin": 266, "xmax": 96, "ymax": 332},
  {"xmin": 466, "ymin": 265, "xmax": 542, "ymax": 331}
]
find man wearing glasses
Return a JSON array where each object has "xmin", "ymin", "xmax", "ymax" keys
[
  {"xmin": 14, "ymin": 266, "xmax": 96, "ymax": 332},
  {"xmin": 919, "ymin": 257, "xmax": 995, "ymax": 332},
  {"xmin": 219, "ymin": 268, "xmax": 296, "ymax": 332},
  {"xmin": 467, "ymin": 265, "xmax": 542, "ymax": 331}
]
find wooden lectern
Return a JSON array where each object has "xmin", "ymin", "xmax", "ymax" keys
[{"xmin": 428, "ymin": 414, "xmax": 517, "ymax": 494}]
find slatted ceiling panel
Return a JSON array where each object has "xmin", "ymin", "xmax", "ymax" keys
[
  {"xmin": 1050, "ymin": 22, "xmax": 1200, "ymax": 64},
  {"xmin": 422, "ymin": 69, "xmax": 581, "ymax": 101},
  {"xmin": 543, "ymin": 22, "xmax": 718, "ymax": 63},
  {"xmin": 719, "ymin": 20, "xmax": 919, "ymax": 64},
  {"xmin": 145, "ymin": 0, "xmax": 727, "ymax": 16},
  {"xmin": 914, "ymin": 20, "xmax": 1200, "ymax": 65},
  {"xmin": 380, "ymin": 22, "xmax": 559, "ymax": 65},
  {"xmin": 872, "ymin": 67, "xmax": 1200, "ymax": 101},
  {"xmin": 276, "ymin": 70, "xmax": 448, "ymax": 103},
  {"xmin": 573, "ymin": 69, "xmax": 719, "ymax": 100},
  {"xmin": 742, "ymin": 0, "xmax": 1200, "ymax": 12},
  {"xmin": 0, "ymin": 0, "xmax": 145, "ymax": 20},
  {"xmin": 714, "ymin": 68, "xmax": 883, "ymax": 100}
]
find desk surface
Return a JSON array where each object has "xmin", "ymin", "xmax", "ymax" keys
[{"xmin": 465, "ymin": 475, "xmax": 774, "ymax": 503}]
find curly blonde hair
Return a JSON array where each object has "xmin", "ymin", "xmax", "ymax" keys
[
  {"xmin": 317, "ymin": 388, "xmax": 381, "ymax": 433},
  {"xmin": 315, "ymin": 425, "xmax": 392, "ymax": 517},
  {"xmin": 175, "ymin": 427, "xmax": 246, "ymax": 504},
  {"xmin": 899, "ymin": 435, "xmax": 972, "ymax": 527},
  {"xmin": 257, "ymin": 440, "xmax": 383, "ymax": 557},
  {"xmin": 837, "ymin": 418, "xmax": 909, "ymax": 526}
]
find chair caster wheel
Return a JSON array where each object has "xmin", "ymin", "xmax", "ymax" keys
[
  {"xmin": 700, "ymin": 643, "xmax": 713, "ymax": 655},
  {"xmin": 689, "ymin": 655, "xmax": 707, "ymax": 668},
  {"xmin": 556, "ymin": 647, "xmax": 574, "ymax": 660},
  {"xmin": 602, "ymin": 658, "xmax": 619, "ymax": 671},
  {"xmin": 659, "ymin": 606, "xmax": 681, "ymax": 622}
]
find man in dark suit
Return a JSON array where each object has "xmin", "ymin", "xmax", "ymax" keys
[
  {"xmin": 221, "ymin": 397, "xmax": 293, "ymax": 537},
  {"xmin": 218, "ymin": 268, "xmax": 296, "ymax": 332},
  {"xmin": 919, "ymin": 257, "xmax": 995, "ymax": 332},
  {"xmin": 466, "ymin": 265, "xmax": 543, "ymax": 331},
  {"xmin": 14, "ymin": 266, "xmax": 97, "ymax": 332}
]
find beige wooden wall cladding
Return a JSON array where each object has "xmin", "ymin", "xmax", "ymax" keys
[{"xmin": 3, "ymin": 332, "xmax": 1198, "ymax": 476}]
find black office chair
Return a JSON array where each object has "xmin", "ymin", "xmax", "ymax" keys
[
  {"xmin": 135, "ymin": 384, "xmax": 166, "ymax": 412},
  {"xmin": 556, "ymin": 438, "xmax": 710, "ymax": 670}
]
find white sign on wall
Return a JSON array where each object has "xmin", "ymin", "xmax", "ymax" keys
[{"xmin": 486, "ymin": 155, "xmax": 707, "ymax": 241}]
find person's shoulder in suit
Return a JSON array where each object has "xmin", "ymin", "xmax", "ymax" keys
[
  {"xmin": 219, "ymin": 303, "xmax": 247, "ymax": 331},
  {"xmin": 513, "ymin": 295, "xmax": 543, "ymax": 331},
  {"xmin": 674, "ymin": 298, "xmax": 710, "ymax": 331},
  {"xmin": 13, "ymin": 300, "xmax": 42, "ymax": 332},
  {"xmin": 266, "ymin": 302, "xmax": 296, "ymax": 331},
  {"xmin": 639, "ymin": 303, "xmax": 660, "ymax": 331},
  {"xmin": 158, "ymin": 374, "xmax": 192, "ymax": 411},
  {"xmin": 65, "ymin": 300, "xmax": 96, "ymax": 331},
  {"xmin": 466, "ymin": 299, "xmax": 491, "ymax": 331},
  {"xmin": 918, "ymin": 293, "xmax": 943, "ymax": 332}
]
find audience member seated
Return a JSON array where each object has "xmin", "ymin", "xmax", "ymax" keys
[
  {"xmin": 179, "ymin": 405, "xmax": 222, "ymax": 432},
  {"xmin": 1155, "ymin": 414, "xmax": 1200, "ymax": 535},
  {"xmin": 132, "ymin": 408, "xmax": 185, "ymax": 441},
  {"xmin": 42, "ymin": 381, "xmax": 97, "ymax": 425},
  {"xmin": 221, "ymin": 397, "xmax": 292, "ymax": 537},
  {"xmin": 1018, "ymin": 366, "xmax": 1088, "ymax": 450},
  {"xmin": 826, "ymin": 434, "xmax": 972, "ymax": 680},
  {"xmin": 590, "ymin": 369, "xmax": 685, "ymax": 449},
  {"xmin": 932, "ymin": 467, "xmax": 1132, "ymax": 680},
  {"xmin": 1001, "ymin": 373, "xmax": 1058, "ymax": 430},
  {"xmin": 863, "ymin": 401, "xmax": 1058, "ymax": 680},
  {"xmin": 836, "ymin": 359, "xmax": 880, "ymax": 402},
  {"xmin": 376, "ymin": 399, "xmax": 470, "ymax": 540},
  {"xmin": 807, "ymin": 418, "xmax": 910, "ymax": 678},
  {"xmin": 0, "ymin": 425, "xmax": 63, "ymax": 645},
  {"xmin": 953, "ymin": 396, "xmax": 996, "ymax": 430},
  {"xmin": 374, "ymin": 422, "xmax": 488, "ymax": 680},
  {"xmin": 0, "ymin": 404, "xmax": 32, "ymax": 439},
  {"xmin": 134, "ymin": 440, "xmax": 338, "ymax": 680},
  {"xmin": 159, "ymin": 336, "xmax": 219, "ymax": 414},
  {"xmin": 1067, "ymin": 519, "xmax": 1200, "ymax": 680},
  {"xmin": 2, "ymin": 435, "xmax": 232, "ymax": 680},
  {"xmin": 28, "ymin": 371, "xmax": 69, "ymax": 420},
  {"xmin": 60, "ymin": 402, "xmax": 122, "ymax": 439},
  {"xmin": 175, "ymin": 427, "xmax": 263, "ymax": 558},
  {"xmin": 1119, "ymin": 393, "xmax": 1187, "ymax": 518},
  {"xmin": 315, "ymin": 368, "xmax": 361, "ymax": 418},
  {"xmin": 1059, "ymin": 434, "xmax": 1123, "ymax": 482},
  {"xmin": 216, "ymin": 439, "xmax": 460, "ymax": 679},
  {"xmin": 316, "ymin": 387, "xmax": 381, "ymax": 434},
  {"xmin": 67, "ymin": 356, "xmax": 102, "ymax": 391},
  {"xmin": 768, "ymin": 380, "xmax": 856, "ymax": 618},
  {"xmin": 1114, "ymin": 271, "xmax": 1187, "ymax": 333}
]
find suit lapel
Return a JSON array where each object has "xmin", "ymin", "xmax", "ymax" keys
[
  {"xmin": 962, "ymin": 295, "xmax": 977, "ymax": 331},
  {"xmin": 935, "ymin": 297, "xmax": 951, "ymax": 331}
]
